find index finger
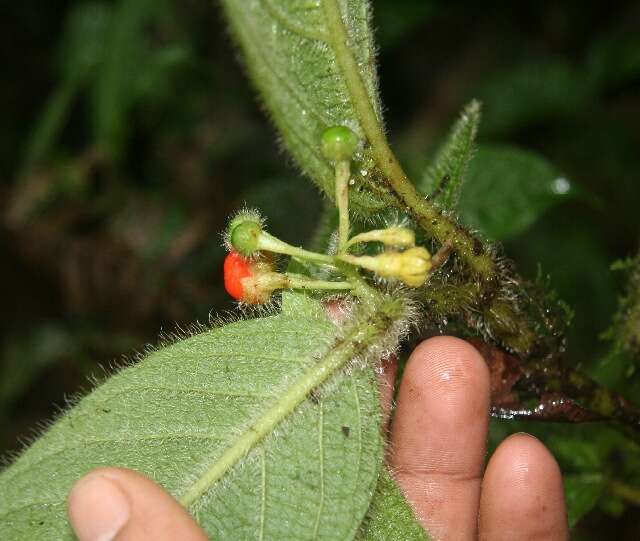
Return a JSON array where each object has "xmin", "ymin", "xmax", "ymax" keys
[{"xmin": 388, "ymin": 336, "xmax": 491, "ymax": 540}]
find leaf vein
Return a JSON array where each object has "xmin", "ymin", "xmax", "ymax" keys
[
  {"xmin": 239, "ymin": 10, "xmax": 330, "ymax": 126},
  {"xmin": 313, "ymin": 401, "xmax": 325, "ymax": 539},
  {"xmin": 259, "ymin": 447, "xmax": 266, "ymax": 541},
  {"xmin": 261, "ymin": 0, "xmax": 328, "ymax": 42}
]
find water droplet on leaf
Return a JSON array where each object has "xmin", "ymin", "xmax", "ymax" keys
[{"xmin": 551, "ymin": 177, "xmax": 571, "ymax": 195}]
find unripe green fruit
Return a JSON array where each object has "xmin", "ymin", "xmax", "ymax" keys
[
  {"xmin": 321, "ymin": 126, "xmax": 359, "ymax": 162},
  {"xmin": 230, "ymin": 221, "xmax": 262, "ymax": 256}
]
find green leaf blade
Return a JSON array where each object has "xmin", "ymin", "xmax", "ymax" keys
[
  {"xmin": 564, "ymin": 474, "xmax": 606, "ymax": 528},
  {"xmin": 91, "ymin": 0, "xmax": 159, "ymax": 158},
  {"xmin": 420, "ymin": 100, "xmax": 481, "ymax": 210},
  {"xmin": 458, "ymin": 144, "xmax": 575, "ymax": 240},
  {"xmin": 477, "ymin": 59, "xmax": 591, "ymax": 136},
  {"xmin": 357, "ymin": 468, "xmax": 430, "ymax": 541},
  {"xmin": 0, "ymin": 292, "xmax": 410, "ymax": 539},
  {"xmin": 220, "ymin": 0, "xmax": 388, "ymax": 215},
  {"xmin": 58, "ymin": 1, "xmax": 112, "ymax": 84}
]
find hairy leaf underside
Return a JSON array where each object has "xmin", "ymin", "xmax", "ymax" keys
[
  {"xmin": 420, "ymin": 100, "xmax": 481, "ymax": 210},
  {"xmin": 0, "ymin": 292, "xmax": 416, "ymax": 539},
  {"xmin": 0, "ymin": 1, "xmax": 432, "ymax": 538},
  {"xmin": 357, "ymin": 468, "xmax": 429, "ymax": 540},
  {"xmin": 220, "ymin": 0, "xmax": 391, "ymax": 214}
]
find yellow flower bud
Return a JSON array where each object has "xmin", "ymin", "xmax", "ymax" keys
[
  {"xmin": 338, "ymin": 246, "xmax": 432, "ymax": 287},
  {"xmin": 347, "ymin": 227, "xmax": 415, "ymax": 249}
]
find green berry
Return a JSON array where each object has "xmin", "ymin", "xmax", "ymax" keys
[
  {"xmin": 321, "ymin": 126, "xmax": 359, "ymax": 162},
  {"xmin": 230, "ymin": 221, "xmax": 262, "ymax": 256},
  {"xmin": 228, "ymin": 209, "xmax": 262, "ymax": 234}
]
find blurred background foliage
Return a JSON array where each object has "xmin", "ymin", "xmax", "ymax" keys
[{"xmin": 1, "ymin": 0, "xmax": 639, "ymax": 537}]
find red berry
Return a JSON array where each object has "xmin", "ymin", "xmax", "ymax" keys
[{"xmin": 224, "ymin": 251, "xmax": 253, "ymax": 301}]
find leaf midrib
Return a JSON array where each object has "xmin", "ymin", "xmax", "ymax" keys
[
  {"xmin": 178, "ymin": 0, "xmax": 402, "ymax": 513},
  {"xmin": 320, "ymin": 0, "xmax": 406, "ymax": 188},
  {"xmin": 178, "ymin": 310, "xmax": 377, "ymax": 507}
]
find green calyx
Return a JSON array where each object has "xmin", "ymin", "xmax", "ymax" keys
[
  {"xmin": 321, "ymin": 125, "xmax": 359, "ymax": 162},
  {"xmin": 230, "ymin": 220, "xmax": 262, "ymax": 256}
]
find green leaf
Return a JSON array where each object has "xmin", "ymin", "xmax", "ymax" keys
[
  {"xmin": 458, "ymin": 144, "xmax": 575, "ymax": 240},
  {"xmin": 587, "ymin": 32, "xmax": 640, "ymax": 92},
  {"xmin": 91, "ymin": 0, "xmax": 159, "ymax": 157},
  {"xmin": 21, "ymin": 83, "xmax": 79, "ymax": 171},
  {"xmin": 58, "ymin": 1, "xmax": 112, "ymax": 83},
  {"xmin": 419, "ymin": 100, "xmax": 481, "ymax": 209},
  {"xmin": 132, "ymin": 44, "xmax": 191, "ymax": 104},
  {"xmin": 548, "ymin": 437, "xmax": 602, "ymax": 472},
  {"xmin": 219, "ymin": 0, "xmax": 390, "ymax": 215},
  {"xmin": 476, "ymin": 59, "xmax": 591, "ymax": 136},
  {"xmin": 0, "ymin": 292, "xmax": 410, "ymax": 539},
  {"xmin": 22, "ymin": 2, "xmax": 112, "ymax": 169},
  {"xmin": 602, "ymin": 253, "xmax": 640, "ymax": 372},
  {"xmin": 357, "ymin": 468, "xmax": 429, "ymax": 540},
  {"xmin": 564, "ymin": 474, "xmax": 605, "ymax": 528}
]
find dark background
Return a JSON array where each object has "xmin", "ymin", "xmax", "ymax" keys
[{"xmin": 1, "ymin": 1, "xmax": 639, "ymax": 538}]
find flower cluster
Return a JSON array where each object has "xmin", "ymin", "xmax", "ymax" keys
[
  {"xmin": 223, "ymin": 212, "xmax": 432, "ymax": 304},
  {"xmin": 222, "ymin": 125, "xmax": 436, "ymax": 304}
]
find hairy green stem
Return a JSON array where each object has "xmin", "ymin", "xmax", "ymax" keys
[
  {"xmin": 322, "ymin": 0, "xmax": 640, "ymax": 436},
  {"xmin": 258, "ymin": 231, "xmax": 336, "ymax": 266},
  {"xmin": 285, "ymin": 273, "xmax": 353, "ymax": 291},
  {"xmin": 335, "ymin": 160, "xmax": 351, "ymax": 253},
  {"xmin": 322, "ymin": 0, "xmax": 541, "ymax": 359},
  {"xmin": 322, "ymin": 0, "xmax": 494, "ymax": 278}
]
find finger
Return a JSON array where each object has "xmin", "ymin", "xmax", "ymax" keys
[
  {"xmin": 389, "ymin": 336, "xmax": 490, "ymax": 540},
  {"xmin": 479, "ymin": 433, "xmax": 568, "ymax": 540},
  {"xmin": 378, "ymin": 354, "xmax": 398, "ymax": 426},
  {"xmin": 68, "ymin": 467, "xmax": 208, "ymax": 541}
]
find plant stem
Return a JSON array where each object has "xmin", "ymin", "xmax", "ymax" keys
[
  {"xmin": 609, "ymin": 480, "xmax": 640, "ymax": 506},
  {"xmin": 335, "ymin": 160, "xmax": 351, "ymax": 253},
  {"xmin": 285, "ymin": 273, "xmax": 353, "ymax": 291},
  {"xmin": 322, "ymin": 0, "xmax": 640, "ymax": 438},
  {"xmin": 258, "ymin": 231, "xmax": 336, "ymax": 266},
  {"xmin": 322, "ymin": 0, "xmax": 495, "ymax": 278},
  {"xmin": 323, "ymin": 0, "xmax": 550, "ymax": 358},
  {"xmin": 337, "ymin": 254, "xmax": 377, "ymax": 273},
  {"xmin": 428, "ymin": 240, "xmax": 453, "ymax": 275}
]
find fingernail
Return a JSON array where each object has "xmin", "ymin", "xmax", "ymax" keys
[
  {"xmin": 68, "ymin": 474, "xmax": 130, "ymax": 541},
  {"xmin": 513, "ymin": 431, "xmax": 540, "ymax": 442}
]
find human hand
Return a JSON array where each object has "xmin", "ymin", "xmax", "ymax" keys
[
  {"xmin": 383, "ymin": 336, "xmax": 568, "ymax": 540},
  {"xmin": 68, "ymin": 336, "xmax": 568, "ymax": 540},
  {"xmin": 67, "ymin": 467, "xmax": 207, "ymax": 541}
]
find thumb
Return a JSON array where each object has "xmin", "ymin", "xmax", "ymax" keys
[{"xmin": 68, "ymin": 467, "xmax": 208, "ymax": 541}]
